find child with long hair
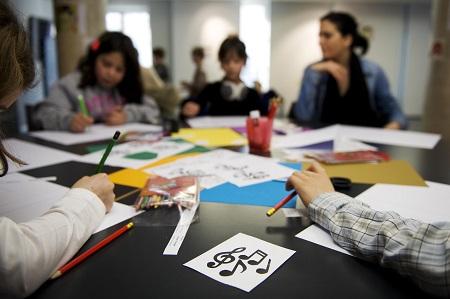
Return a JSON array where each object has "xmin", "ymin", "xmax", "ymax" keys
[
  {"xmin": 35, "ymin": 31, "xmax": 160, "ymax": 132},
  {"xmin": 0, "ymin": 3, "xmax": 115, "ymax": 297}
]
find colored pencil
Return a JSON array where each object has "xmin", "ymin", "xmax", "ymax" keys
[
  {"xmin": 51, "ymin": 222, "xmax": 134, "ymax": 279},
  {"xmin": 96, "ymin": 130, "xmax": 120, "ymax": 173},
  {"xmin": 78, "ymin": 94, "xmax": 90, "ymax": 117},
  {"xmin": 266, "ymin": 191, "xmax": 297, "ymax": 217},
  {"xmin": 267, "ymin": 96, "xmax": 282, "ymax": 120}
]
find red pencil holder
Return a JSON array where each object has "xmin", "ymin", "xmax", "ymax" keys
[{"xmin": 246, "ymin": 116, "xmax": 273, "ymax": 154}]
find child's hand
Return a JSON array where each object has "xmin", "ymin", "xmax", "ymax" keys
[
  {"xmin": 72, "ymin": 173, "xmax": 115, "ymax": 212},
  {"xmin": 105, "ymin": 106, "xmax": 127, "ymax": 125},
  {"xmin": 69, "ymin": 113, "xmax": 94, "ymax": 133},
  {"xmin": 182, "ymin": 101, "xmax": 200, "ymax": 118},
  {"xmin": 285, "ymin": 161, "xmax": 335, "ymax": 207}
]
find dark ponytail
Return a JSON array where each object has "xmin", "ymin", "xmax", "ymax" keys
[
  {"xmin": 321, "ymin": 12, "xmax": 369, "ymax": 55},
  {"xmin": 353, "ymin": 33, "xmax": 369, "ymax": 55}
]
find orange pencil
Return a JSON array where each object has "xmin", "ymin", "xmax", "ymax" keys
[
  {"xmin": 266, "ymin": 191, "xmax": 297, "ymax": 217},
  {"xmin": 51, "ymin": 222, "xmax": 134, "ymax": 279}
]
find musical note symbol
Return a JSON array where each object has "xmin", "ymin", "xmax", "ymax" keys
[
  {"xmin": 219, "ymin": 259, "xmax": 247, "ymax": 277},
  {"xmin": 239, "ymin": 249, "xmax": 267, "ymax": 265},
  {"xmin": 207, "ymin": 247, "xmax": 246, "ymax": 268},
  {"xmin": 256, "ymin": 259, "xmax": 271, "ymax": 274}
]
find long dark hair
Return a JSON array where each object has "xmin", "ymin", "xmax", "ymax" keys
[
  {"xmin": 78, "ymin": 31, "xmax": 143, "ymax": 103},
  {"xmin": 321, "ymin": 12, "xmax": 369, "ymax": 55},
  {"xmin": 0, "ymin": 2, "xmax": 36, "ymax": 176}
]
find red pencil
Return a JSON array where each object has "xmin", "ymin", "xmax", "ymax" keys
[
  {"xmin": 51, "ymin": 222, "xmax": 134, "ymax": 279},
  {"xmin": 266, "ymin": 191, "xmax": 297, "ymax": 217}
]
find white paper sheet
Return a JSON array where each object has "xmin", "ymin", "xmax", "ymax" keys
[
  {"xmin": 146, "ymin": 149, "xmax": 237, "ymax": 188},
  {"xmin": 333, "ymin": 137, "xmax": 377, "ymax": 152},
  {"xmin": 30, "ymin": 123, "xmax": 162, "ymax": 145},
  {"xmin": 80, "ymin": 139, "xmax": 194, "ymax": 169},
  {"xmin": 163, "ymin": 202, "xmax": 199, "ymax": 255},
  {"xmin": 184, "ymin": 233, "xmax": 295, "ymax": 292},
  {"xmin": 0, "ymin": 173, "xmax": 70, "ymax": 223},
  {"xmin": 0, "ymin": 173, "xmax": 142, "ymax": 234},
  {"xmin": 272, "ymin": 124, "xmax": 441, "ymax": 149},
  {"xmin": 338, "ymin": 125, "xmax": 441, "ymax": 149},
  {"xmin": 4, "ymin": 138, "xmax": 79, "ymax": 172},
  {"xmin": 295, "ymin": 181, "xmax": 450, "ymax": 256},
  {"xmin": 187, "ymin": 116, "xmax": 247, "ymax": 128},
  {"xmin": 356, "ymin": 181, "xmax": 450, "ymax": 223},
  {"xmin": 148, "ymin": 149, "xmax": 294, "ymax": 188},
  {"xmin": 296, "ymin": 225, "xmax": 351, "ymax": 256},
  {"xmin": 272, "ymin": 125, "xmax": 338, "ymax": 149},
  {"xmin": 93, "ymin": 203, "xmax": 143, "ymax": 234},
  {"xmin": 282, "ymin": 208, "xmax": 304, "ymax": 218}
]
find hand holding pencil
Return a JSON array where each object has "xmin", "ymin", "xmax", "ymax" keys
[
  {"xmin": 72, "ymin": 173, "xmax": 115, "ymax": 212},
  {"xmin": 285, "ymin": 161, "xmax": 334, "ymax": 207},
  {"xmin": 69, "ymin": 113, "xmax": 94, "ymax": 133},
  {"xmin": 266, "ymin": 161, "xmax": 335, "ymax": 216}
]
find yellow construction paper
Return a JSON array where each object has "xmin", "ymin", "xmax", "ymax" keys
[
  {"xmin": 303, "ymin": 160, "xmax": 426, "ymax": 187},
  {"xmin": 138, "ymin": 152, "xmax": 201, "ymax": 170},
  {"xmin": 172, "ymin": 128, "xmax": 247, "ymax": 147},
  {"xmin": 109, "ymin": 168, "xmax": 151, "ymax": 188}
]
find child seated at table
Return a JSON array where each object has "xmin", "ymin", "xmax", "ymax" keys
[
  {"xmin": 34, "ymin": 32, "xmax": 161, "ymax": 133},
  {"xmin": 0, "ymin": 3, "xmax": 115, "ymax": 297},
  {"xmin": 181, "ymin": 35, "xmax": 262, "ymax": 118}
]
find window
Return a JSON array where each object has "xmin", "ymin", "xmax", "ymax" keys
[
  {"xmin": 106, "ymin": 10, "xmax": 152, "ymax": 68},
  {"xmin": 240, "ymin": 0, "xmax": 271, "ymax": 91}
]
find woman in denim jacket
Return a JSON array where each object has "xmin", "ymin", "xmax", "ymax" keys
[{"xmin": 293, "ymin": 12, "xmax": 407, "ymax": 129}]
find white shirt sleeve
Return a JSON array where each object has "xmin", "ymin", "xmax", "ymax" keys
[{"xmin": 0, "ymin": 188, "xmax": 105, "ymax": 298}]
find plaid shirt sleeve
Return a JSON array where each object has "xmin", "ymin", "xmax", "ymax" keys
[{"xmin": 308, "ymin": 192, "xmax": 450, "ymax": 297}]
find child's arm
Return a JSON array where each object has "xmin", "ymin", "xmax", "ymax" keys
[
  {"xmin": 123, "ymin": 95, "xmax": 161, "ymax": 124},
  {"xmin": 34, "ymin": 74, "xmax": 80, "ymax": 131}
]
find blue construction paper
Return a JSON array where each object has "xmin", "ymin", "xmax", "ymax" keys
[{"xmin": 200, "ymin": 162, "xmax": 301, "ymax": 207}]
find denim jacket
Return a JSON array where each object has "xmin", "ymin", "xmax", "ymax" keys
[{"xmin": 293, "ymin": 58, "xmax": 407, "ymax": 128}]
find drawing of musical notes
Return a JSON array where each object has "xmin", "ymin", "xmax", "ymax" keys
[
  {"xmin": 256, "ymin": 259, "xmax": 271, "ymax": 274},
  {"xmin": 219, "ymin": 259, "xmax": 247, "ymax": 277},
  {"xmin": 207, "ymin": 247, "xmax": 246, "ymax": 268},
  {"xmin": 239, "ymin": 249, "xmax": 268, "ymax": 265}
]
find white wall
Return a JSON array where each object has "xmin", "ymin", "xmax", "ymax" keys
[
  {"xmin": 171, "ymin": 0, "xmax": 240, "ymax": 87},
  {"xmin": 149, "ymin": 1, "xmax": 172, "ymax": 68},
  {"xmin": 271, "ymin": 2, "xmax": 330, "ymax": 112}
]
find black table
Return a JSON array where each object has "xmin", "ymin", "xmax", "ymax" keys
[{"xmin": 22, "ymin": 135, "xmax": 449, "ymax": 299}]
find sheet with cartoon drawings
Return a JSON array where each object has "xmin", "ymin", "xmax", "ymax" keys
[
  {"xmin": 184, "ymin": 233, "xmax": 295, "ymax": 292},
  {"xmin": 80, "ymin": 139, "xmax": 194, "ymax": 169},
  {"xmin": 147, "ymin": 149, "xmax": 295, "ymax": 188}
]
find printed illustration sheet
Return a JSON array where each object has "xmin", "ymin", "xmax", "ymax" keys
[
  {"xmin": 81, "ymin": 139, "xmax": 194, "ymax": 169},
  {"xmin": 184, "ymin": 233, "xmax": 295, "ymax": 292},
  {"xmin": 148, "ymin": 149, "xmax": 294, "ymax": 188}
]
